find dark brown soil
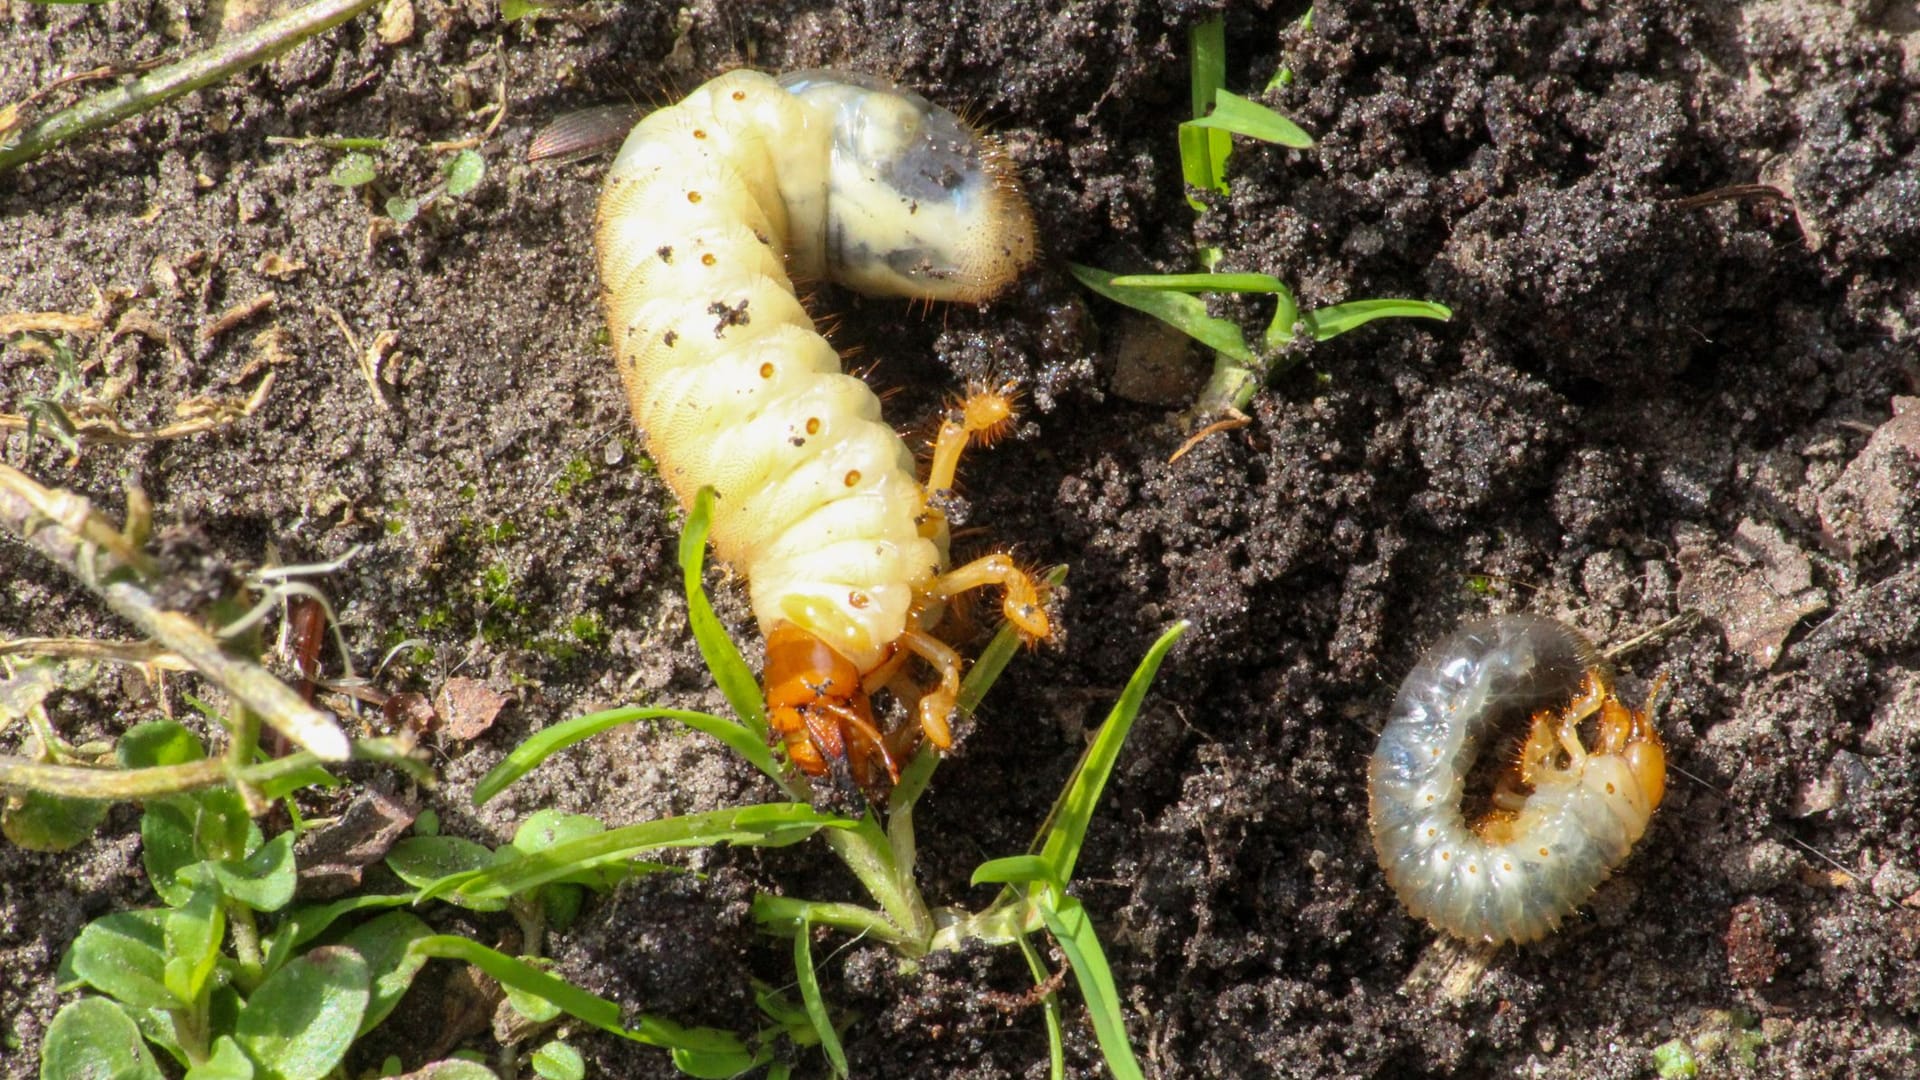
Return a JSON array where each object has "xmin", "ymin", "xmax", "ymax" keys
[{"xmin": 5, "ymin": 1, "xmax": 1919, "ymax": 1077}]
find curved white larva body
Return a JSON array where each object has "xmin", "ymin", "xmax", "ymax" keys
[
  {"xmin": 1368, "ymin": 615, "xmax": 1662, "ymax": 945},
  {"xmin": 593, "ymin": 70, "xmax": 1034, "ymax": 674}
]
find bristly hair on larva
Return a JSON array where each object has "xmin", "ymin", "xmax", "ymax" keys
[
  {"xmin": 593, "ymin": 68, "xmax": 1051, "ymax": 804},
  {"xmin": 1367, "ymin": 615, "xmax": 1667, "ymax": 945}
]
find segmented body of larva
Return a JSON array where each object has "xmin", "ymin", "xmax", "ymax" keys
[
  {"xmin": 594, "ymin": 69, "xmax": 1049, "ymax": 797},
  {"xmin": 1367, "ymin": 615, "xmax": 1667, "ymax": 945}
]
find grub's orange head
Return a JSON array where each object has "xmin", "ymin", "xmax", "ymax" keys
[{"xmin": 764, "ymin": 622, "xmax": 897, "ymax": 799}]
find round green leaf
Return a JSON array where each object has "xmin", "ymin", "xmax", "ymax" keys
[
  {"xmin": 511, "ymin": 810, "xmax": 604, "ymax": 855},
  {"xmin": 213, "ymin": 832, "xmax": 297, "ymax": 912},
  {"xmin": 328, "ymin": 152, "xmax": 377, "ymax": 187},
  {"xmin": 385, "ymin": 196, "xmax": 419, "ymax": 223},
  {"xmin": 338, "ymin": 911, "xmax": 434, "ymax": 1036},
  {"xmin": 66, "ymin": 911, "xmax": 178, "ymax": 1010},
  {"xmin": 40, "ymin": 997, "xmax": 164, "ymax": 1080},
  {"xmin": 117, "ymin": 721, "xmax": 206, "ymax": 768},
  {"xmin": 233, "ymin": 946, "xmax": 370, "ymax": 1080},
  {"xmin": 530, "ymin": 1040, "xmax": 584, "ymax": 1080},
  {"xmin": 443, "ymin": 150, "xmax": 484, "ymax": 197},
  {"xmin": 3, "ymin": 790, "xmax": 109, "ymax": 851},
  {"xmin": 386, "ymin": 835, "xmax": 494, "ymax": 886}
]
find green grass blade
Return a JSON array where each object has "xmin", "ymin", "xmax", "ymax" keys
[
  {"xmin": 970, "ymin": 855, "xmax": 1061, "ymax": 891},
  {"xmin": 1302, "ymin": 298, "xmax": 1454, "ymax": 341},
  {"xmin": 1185, "ymin": 90, "xmax": 1315, "ymax": 148},
  {"xmin": 752, "ymin": 895, "xmax": 909, "ymax": 947},
  {"xmin": 791, "ymin": 925, "xmax": 849, "ymax": 1078},
  {"xmin": 1181, "ymin": 17, "xmax": 1232, "ymax": 208},
  {"xmin": 472, "ymin": 706, "xmax": 742, "ymax": 805},
  {"xmin": 264, "ymin": 893, "xmax": 418, "ymax": 966},
  {"xmin": 680, "ymin": 487, "xmax": 768, "ymax": 738},
  {"xmin": 1038, "ymin": 896, "xmax": 1143, "ymax": 1080},
  {"xmin": 408, "ymin": 935, "xmax": 753, "ymax": 1065},
  {"xmin": 1017, "ymin": 933, "xmax": 1067, "ymax": 1080},
  {"xmin": 1105, "ymin": 272, "xmax": 1293, "ymax": 295},
  {"xmin": 1069, "ymin": 264, "xmax": 1252, "ymax": 362},
  {"xmin": 1038, "ymin": 622, "xmax": 1188, "ymax": 886},
  {"xmin": 445, "ymin": 805, "xmax": 851, "ymax": 902}
]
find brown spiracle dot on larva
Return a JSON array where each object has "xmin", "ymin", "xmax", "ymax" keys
[{"xmin": 1366, "ymin": 615, "xmax": 1667, "ymax": 945}]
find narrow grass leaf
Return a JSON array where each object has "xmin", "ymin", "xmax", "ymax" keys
[
  {"xmin": 751, "ymin": 896, "xmax": 904, "ymax": 945},
  {"xmin": 472, "ymin": 706, "xmax": 739, "ymax": 804},
  {"xmin": 1182, "ymin": 17, "xmax": 1231, "ymax": 207},
  {"xmin": 681, "ymin": 488, "xmax": 768, "ymax": 737},
  {"xmin": 1039, "ymin": 896, "xmax": 1144, "ymax": 1080},
  {"xmin": 1186, "ymin": 90, "xmax": 1315, "ymax": 148},
  {"xmin": 263, "ymin": 893, "xmax": 415, "ymax": 965},
  {"xmin": 970, "ymin": 855, "xmax": 1061, "ymax": 891},
  {"xmin": 448, "ymin": 804, "xmax": 849, "ymax": 902},
  {"xmin": 407, "ymin": 935, "xmax": 754, "ymax": 1064},
  {"xmin": 39, "ymin": 998, "xmax": 165, "ymax": 1080},
  {"xmin": 1106, "ymin": 272, "xmax": 1292, "ymax": 295},
  {"xmin": 791, "ymin": 926, "xmax": 849, "ymax": 1078},
  {"xmin": 1069, "ymin": 265, "xmax": 1251, "ymax": 361},
  {"xmin": 1303, "ymin": 298, "xmax": 1454, "ymax": 341},
  {"xmin": 1039, "ymin": 622, "xmax": 1189, "ymax": 886}
]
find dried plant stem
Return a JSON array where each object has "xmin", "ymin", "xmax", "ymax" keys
[
  {"xmin": 0, "ymin": 462, "xmax": 350, "ymax": 760},
  {"xmin": 0, "ymin": 0, "xmax": 378, "ymax": 174}
]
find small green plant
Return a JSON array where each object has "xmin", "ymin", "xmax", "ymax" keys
[
  {"xmin": 9, "ymin": 333, "xmax": 85, "ymax": 456},
  {"xmin": 1073, "ymin": 14, "xmax": 1452, "ymax": 421},
  {"xmin": 43, "ymin": 719, "xmax": 751, "ymax": 1079},
  {"xmin": 45, "ymin": 720, "xmax": 385, "ymax": 1078},
  {"xmin": 322, "ymin": 143, "xmax": 487, "ymax": 223},
  {"xmin": 456, "ymin": 488, "xmax": 1184, "ymax": 1077}
]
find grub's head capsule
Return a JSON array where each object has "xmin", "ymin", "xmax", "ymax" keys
[{"xmin": 777, "ymin": 70, "xmax": 1036, "ymax": 303}]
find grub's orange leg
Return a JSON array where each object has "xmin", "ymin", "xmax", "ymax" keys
[
  {"xmin": 900, "ymin": 628, "xmax": 963, "ymax": 749},
  {"xmin": 925, "ymin": 381, "xmax": 1018, "ymax": 495},
  {"xmin": 929, "ymin": 553, "xmax": 1051, "ymax": 642}
]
